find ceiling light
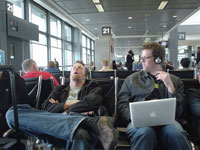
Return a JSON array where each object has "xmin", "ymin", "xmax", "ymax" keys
[
  {"xmin": 162, "ymin": 25, "xmax": 167, "ymax": 27},
  {"xmin": 95, "ymin": 4, "xmax": 104, "ymax": 12},
  {"xmin": 128, "ymin": 26, "xmax": 132, "ymax": 29},
  {"xmin": 94, "ymin": 27, "xmax": 98, "ymax": 29},
  {"xmin": 144, "ymin": 38, "xmax": 150, "ymax": 43},
  {"xmin": 173, "ymin": 15, "xmax": 177, "ymax": 18},
  {"xmin": 85, "ymin": 19, "xmax": 90, "ymax": 21},
  {"xmin": 128, "ymin": 17, "xmax": 133, "ymax": 20},
  {"xmin": 93, "ymin": 0, "xmax": 100, "ymax": 4},
  {"xmin": 158, "ymin": 1, "xmax": 168, "ymax": 10}
]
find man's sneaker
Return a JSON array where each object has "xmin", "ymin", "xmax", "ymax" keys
[{"xmin": 97, "ymin": 116, "xmax": 118, "ymax": 150}]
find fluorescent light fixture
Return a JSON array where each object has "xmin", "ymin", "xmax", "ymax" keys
[
  {"xmin": 128, "ymin": 17, "xmax": 133, "ymax": 20},
  {"xmin": 162, "ymin": 25, "xmax": 167, "ymax": 27},
  {"xmin": 144, "ymin": 38, "xmax": 150, "ymax": 42},
  {"xmin": 93, "ymin": 0, "xmax": 100, "ymax": 4},
  {"xmin": 173, "ymin": 15, "xmax": 177, "ymax": 18},
  {"xmin": 95, "ymin": 4, "xmax": 104, "ymax": 12},
  {"xmin": 94, "ymin": 27, "xmax": 98, "ymax": 29},
  {"xmin": 85, "ymin": 19, "xmax": 90, "ymax": 21},
  {"xmin": 158, "ymin": 1, "xmax": 168, "ymax": 10},
  {"xmin": 128, "ymin": 26, "xmax": 132, "ymax": 29}
]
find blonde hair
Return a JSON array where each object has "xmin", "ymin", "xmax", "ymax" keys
[{"xmin": 102, "ymin": 58, "xmax": 109, "ymax": 66}]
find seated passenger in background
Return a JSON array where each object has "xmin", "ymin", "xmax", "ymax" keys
[
  {"xmin": 45, "ymin": 61, "xmax": 60, "ymax": 72},
  {"xmin": 118, "ymin": 42, "xmax": 191, "ymax": 150},
  {"xmin": 0, "ymin": 67, "xmax": 28, "ymax": 137},
  {"xmin": 133, "ymin": 61, "xmax": 143, "ymax": 71},
  {"xmin": 22, "ymin": 59, "xmax": 59, "ymax": 86},
  {"xmin": 177, "ymin": 58, "xmax": 191, "ymax": 71},
  {"xmin": 6, "ymin": 62, "xmax": 118, "ymax": 150},
  {"xmin": 99, "ymin": 58, "xmax": 113, "ymax": 71},
  {"xmin": 165, "ymin": 60, "xmax": 174, "ymax": 70},
  {"xmin": 88, "ymin": 61, "xmax": 96, "ymax": 71},
  {"xmin": 117, "ymin": 62, "xmax": 125, "ymax": 70}
]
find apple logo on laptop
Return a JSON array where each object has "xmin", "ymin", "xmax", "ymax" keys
[{"xmin": 150, "ymin": 112, "xmax": 156, "ymax": 117}]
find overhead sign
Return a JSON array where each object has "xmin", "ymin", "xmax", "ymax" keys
[
  {"xmin": 6, "ymin": 1, "xmax": 13, "ymax": 14},
  {"xmin": 178, "ymin": 32, "xmax": 186, "ymax": 40},
  {"xmin": 102, "ymin": 27, "xmax": 111, "ymax": 35}
]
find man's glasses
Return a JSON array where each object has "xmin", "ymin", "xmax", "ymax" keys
[{"xmin": 141, "ymin": 56, "xmax": 154, "ymax": 61}]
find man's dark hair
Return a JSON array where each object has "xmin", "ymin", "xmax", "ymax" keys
[
  {"xmin": 128, "ymin": 50, "xmax": 134, "ymax": 55},
  {"xmin": 180, "ymin": 58, "xmax": 190, "ymax": 68},
  {"xmin": 143, "ymin": 42, "xmax": 165, "ymax": 64},
  {"xmin": 75, "ymin": 60, "xmax": 85, "ymax": 66}
]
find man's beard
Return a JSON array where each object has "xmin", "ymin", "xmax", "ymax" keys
[{"xmin": 71, "ymin": 75, "xmax": 83, "ymax": 83}]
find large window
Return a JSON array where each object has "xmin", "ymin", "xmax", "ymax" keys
[
  {"xmin": 29, "ymin": 4, "xmax": 47, "ymax": 32},
  {"xmin": 30, "ymin": 33, "xmax": 47, "ymax": 67},
  {"xmin": 7, "ymin": 0, "xmax": 24, "ymax": 19},
  {"xmin": 91, "ymin": 41, "xmax": 95, "ymax": 62},
  {"xmin": 50, "ymin": 37, "xmax": 62, "ymax": 67},
  {"xmin": 50, "ymin": 16, "xmax": 61, "ymax": 38},
  {"xmin": 28, "ymin": 1, "xmax": 73, "ymax": 69},
  {"xmin": 82, "ymin": 35, "xmax": 95, "ymax": 65},
  {"xmin": 64, "ymin": 24, "xmax": 72, "ymax": 42},
  {"xmin": 64, "ymin": 42, "xmax": 72, "ymax": 70}
]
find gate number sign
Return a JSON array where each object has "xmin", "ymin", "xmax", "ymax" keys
[
  {"xmin": 102, "ymin": 27, "xmax": 111, "ymax": 35},
  {"xmin": 178, "ymin": 32, "xmax": 186, "ymax": 40}
]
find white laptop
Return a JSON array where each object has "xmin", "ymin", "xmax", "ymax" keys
[{"xmin": 129, "ymin": 98, "xmax": 176, "ymax": 128}]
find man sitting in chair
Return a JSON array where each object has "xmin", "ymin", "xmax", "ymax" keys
[
  {"xmin": 22, "ymin": 59, "xmax": 59, "ymax": 86},
  {"xmin": 6, "ymin": 61, "xmax": 118, "ymax": 150},
  {"xmin": 117, "ymin": 42, "xmax": 191, "ymax": 150}
]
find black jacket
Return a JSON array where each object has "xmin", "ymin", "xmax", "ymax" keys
[{"xmin": 42, "ymin": 80, "xmax": 103, "ymax": 113}]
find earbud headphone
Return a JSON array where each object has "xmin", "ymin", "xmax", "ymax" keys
[{"xmin": 154, "ymin": 57, "xmax": 162, "ymax": 64}]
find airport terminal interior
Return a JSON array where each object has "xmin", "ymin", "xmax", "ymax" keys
[{"xmin": 1, "ymin": 0, "xmax": 200, "ymax": 149}]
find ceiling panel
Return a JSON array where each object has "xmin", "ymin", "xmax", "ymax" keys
[{"xmin": 52, "ymin": 0, "xmax": 200, "ymax": 55}]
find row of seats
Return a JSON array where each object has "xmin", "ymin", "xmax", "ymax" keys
[
  {"xmin": 50, "ymin": 70, "xmax": 195, "ymax": 84},
  {"xmin": 3, "ymin": 74, "xmax": 198, "ymax": 149}
]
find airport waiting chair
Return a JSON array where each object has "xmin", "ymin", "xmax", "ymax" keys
[
  {"xmin": 63, "ymin": 71, "xmax": 70, "ymax": 78},
  {"xmin": 116, "ymin": 70, "xmax": 137, "ymax": 79},
  {"xmin": 169, "ymin": 70, "xmax": 194, "ymax": 79},
  {"xmin": 91, "ymin": 71, "xmax": 115, "ymax": 79},
  {"xmin": 49, "ymin": 71, "xmax": 62, "ymax": 84},
  {"xmin": 24, "ymin": 76, "xmax": 54, "ymax": 109}
]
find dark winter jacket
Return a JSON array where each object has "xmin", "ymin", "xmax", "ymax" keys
[
  {"xmin": 118, "ymin": 71, "xmax": 185, "ymax": 125},
  {"xmin": 42, "ymin": 80, "xmax": 103, "ymax": 113}
]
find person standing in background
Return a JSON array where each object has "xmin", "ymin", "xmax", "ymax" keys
[
  {"xmin": 126, "ymin": 50, "xmax": 134, "ymax": 70},
  {"xmin": 54, "ymin": 58, "xmax": 59, "ymax": 68},
  {"xmin": 196, "ymin": 47, "xmax": 200, "ymax": 65}
]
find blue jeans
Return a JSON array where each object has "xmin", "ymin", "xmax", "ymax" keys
[
  {"xmin": 126, "ymin": 121, "xmax": 191, "ymax": 150},
  {"xmin": 190, "ymin": 99, "xmax": 200, "ymax": 117},
  {"xmin": 6, "ymin": 104, "xmax": 97, "ymax": 150}
]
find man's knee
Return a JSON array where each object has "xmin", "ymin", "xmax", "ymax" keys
[
  {"xmin": 5, "ymin": 107, "xmax": 15, "ymax": 127},
  {"xmin": 162, "ymin": 124, "xmax": 184, "ymax": 139},
  {"xmin": 127, "ymin": 127, "xmax": 156, "ymax": 138}
]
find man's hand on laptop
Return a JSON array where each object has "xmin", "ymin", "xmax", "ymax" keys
[{"xmin": 155, "ymin": 71, "xmax": 175, "ymax": 94}]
